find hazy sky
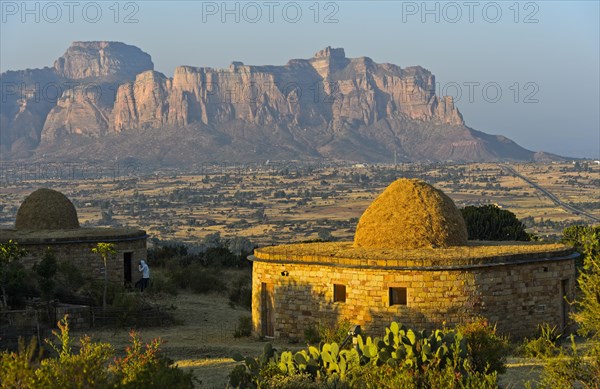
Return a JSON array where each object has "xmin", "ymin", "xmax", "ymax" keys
[{"xmin": 1, "ymin": 0, "xmax": 598, "ymax": 158}]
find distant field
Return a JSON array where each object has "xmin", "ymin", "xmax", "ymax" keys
[{"xmin": 1, "ymin": 162, "xmax": 598, "ymax": 245}]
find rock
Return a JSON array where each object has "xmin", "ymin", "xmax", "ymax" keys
[
  {"xmin": 0, "ymin": 68, "xmax": 59, "ymax": 151},
  {"xmin": 53, "ymin": 41, "xmax": 153, "ymax": 80},
  {"xmin": 111, "ymin": 48, "xmax": 463, "ymax": 132},
  {"xmin": 1, "ymin": 43, "xmax": 555, "ymax": 163},
  {"xmin": 41, "ymin": 84, "xmax": 112, "ymax": 141},
  {"xmin": 0, "ymin": 41, "xmax": 153, "ymax": 150}
]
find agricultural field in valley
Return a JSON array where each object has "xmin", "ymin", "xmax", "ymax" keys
[{"xmin": 2, "ymin": 162, "xmax": 598, "ymax": 245}]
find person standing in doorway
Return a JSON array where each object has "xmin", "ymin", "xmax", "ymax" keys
[{"xmin": 138, "ymin": 259, "xmax": 150, "ymax": 291}]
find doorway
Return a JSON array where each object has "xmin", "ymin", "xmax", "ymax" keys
[
  {"xmin": 561, "ymin": 279, "xmax": 569, "ymax": 331},
  {"xmin": 261, "ymin": 282, "xmax": 274, "ymax": 337},
  {"xmin": 123, "ymin": 252, "xmax": 133, "ymax": 286}
]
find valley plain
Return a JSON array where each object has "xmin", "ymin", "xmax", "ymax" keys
[{"xmin": 1, "ymin": 161, "xmax": 598, "ymax": 244}]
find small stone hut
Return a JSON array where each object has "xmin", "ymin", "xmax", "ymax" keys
[
  {"xmin": 0, "ymin": 188, "xmax": 147, "ymax": 285},
  {"xmin": 250, "ymin": 179, "xmax": 577, "ymax": 339}
]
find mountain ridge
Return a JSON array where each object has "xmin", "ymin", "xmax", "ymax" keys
[{"xmin": 0, "ymin": 41, "xmax": 564, "ymax": 165}]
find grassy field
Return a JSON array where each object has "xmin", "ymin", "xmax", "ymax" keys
[
  {"xmin": 72, "ymin": 291, "xmax": 292, "ymax": 388},
  {"xmin": 71, "ymin": 290, "xmax": 591, "ymax": 388}
]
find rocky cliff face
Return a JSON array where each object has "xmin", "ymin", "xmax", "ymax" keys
[
  {"xmin": 0, "ymin": 68, "xmax": 59, "ymax": 155},
  {"xmin": 0, "ymin": 41, "xmax": 152, "ymax": 156},
  {"xmin": 53, "ymin": 41, "xmax": 153, "ymax": 80},
  {"xmin": 40, "ymin": 84, "xmax": 113, "ymax": 142},
  {"xmin": 1, "ymin": 42, "xmax": 544, "ymax": 163},
  {"xmin": 109, "ymin": 47, "xmax": 463, "ymax": 134}
]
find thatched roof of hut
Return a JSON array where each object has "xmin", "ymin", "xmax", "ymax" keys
[
  {"xmin": 354, "ymin": 179, "xmax": 467, "ymax": 249},
  {"xmin": 15, "ymin": 188, "xmax": 80, "ymax": 230}
]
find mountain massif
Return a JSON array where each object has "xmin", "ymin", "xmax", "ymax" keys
[{"xmin": 1, "ymin": 42, "xmax": 555, "ymax": 165}]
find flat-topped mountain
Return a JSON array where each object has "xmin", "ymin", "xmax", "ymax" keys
[
  {"xmin": 53, "ymin": 41, "xmax": 153, "ymax": 80},
  {"xmin": 0, "ymin": 42, "xmax": 560, "ymax": 164}
]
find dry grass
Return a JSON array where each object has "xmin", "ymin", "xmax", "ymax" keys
[
  {"xmin": 67, "ymin": 283, "xmax": 592, "ymax": 388},
  {"xmin": 1, "ymin": 227, "xmax": 145, "ymax": 243},
  {"xmin": 500, "ymin": 358, "xmax": 545, "ymax": 388},
  {"xmin": 354, "ymin": 179, "xmax": 468, "ymax": 250},
  {"xmin": 255, "ymin": 241, "xmax": 572, "ymax": 267},
  {"xmin": 15, "ymin": 188, "xmax": 80, "ymax": 230},
  {"xmin": 73, "ymin": 292, "xmax": 254, "ymax": 387},
  {"xmin": 177, "ymin": 358, "xmax": 238, "ymax": 389},
  {"xmin": 71, "ymin": 287, "xmax": 296, "ymax": 388}
]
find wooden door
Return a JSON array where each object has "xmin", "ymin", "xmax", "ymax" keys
[
  {"xmin": 261, "ymin": 283, "xmax": 274, "ymax": 337},
  {"xmin": 561, "ymin": 279, "xmax": 569, "ymax": 331}
]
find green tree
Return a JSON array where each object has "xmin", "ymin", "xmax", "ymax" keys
[
  {"xmin": 34, "ymin": 248, "xmax": 58, "ymax": 302},
  {"xmin": 92, "ymin": 242, "xmax": 116, "ymax": 309},
  {"xmin": 0, "ymin": 240, "xmax": 27, "ymax": 309},
  {"xmin": 571, "ymin": 226, "xmax": 600, "ymax": 338},
  {"xmin": 534, "ymin": 225, "xmax": 600, "ymax": 388},
  {"xmin": 461, "ymin": 205, "xmax": 531, "ymax": 241},
  {"xmin": 318, "ymin": 229, "xmax": 333, "ymax": 242}
]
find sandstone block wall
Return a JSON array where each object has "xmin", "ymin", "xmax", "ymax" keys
[
  {"xmin": 252, "ymin": 258, "xmax": 575, "ymax": 339},
  {"xmin": 18, "ymin": 239, "xmax": 147, "ymax": 284}
]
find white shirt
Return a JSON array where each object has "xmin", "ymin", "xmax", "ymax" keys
[{"xmin": 139, "ymin": 261, "xmax": 150, "ymax": 278}]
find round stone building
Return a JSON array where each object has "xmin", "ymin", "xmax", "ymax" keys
[
  {"xmin": 250, "ymin": 179, "xmax": 577, "ymax": 339},
  {"xmin": 1, "ymin": 188, "xmax": 147, "ymax": 286}
]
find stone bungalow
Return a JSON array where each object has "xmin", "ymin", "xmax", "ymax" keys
[
  {"xmin": 250, "ymin": 179, "xmax": 577, "ymax": 339},
  {"xmin": 0, "ymin": 188, "xmax": 147, "ymax": 285}
]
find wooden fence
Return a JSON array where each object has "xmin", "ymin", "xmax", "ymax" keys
[{"xmin": 1, "ymin": 304, "xmax": 173, "ymax": 351}]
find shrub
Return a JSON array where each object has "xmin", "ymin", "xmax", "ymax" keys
[
  {"xmin": 0, "ymin": 316, "xmax": 194, "ymax": 388},
  {"xmin": 34, "ymin": 248, "xmax": 57, "ymax": 302},
  {"xmin": 571, "ymin": 226, "xmax": 600, "ymax": 338},
  {"xmin": 228, "ymin": 272, "xmax": 252, "ymax": 309},
  {"xmin": 520, "ymin": 323, "xmax": 562, "ymax": 358},
  {"xmin": 231, "ymin": 321, "xmax": 499, "ymax": 388},
  {"xmin": 0, "ymin": 338, "xmax": 42, "ymax": 388},
  {"xmin": 304, "ymin": 324, "xmax": 321, "ymax": 345},
  {"xmin": 348, "ymin": 362, "xmax": 498, "ymax": 389},
  {"xmin": 262, "ymin": 372, "xmax": 321, "ymax": 388},
  {"xmin": 39, "ymin": 324, "xmax": 114, "ymax": 388},
  {"xmin": 461, "ymin": 204, "xmax": 531, "ymax": 241},
  {"xmin": 109, "ymin": 330, "xmax": 195, "ymax": 388},
  {"xmin": 53, "ymin": 260, "xmax": 86, "ymax": 300},
  {"xmin": 535, "ymin": 335, "xmax": 600, "ymax": 389},
  {"xmin": 203, "ymin": 247, "xmax": 241, "ymax": 267},
  {"xmin": 234, "ymin": 316, "xmax": 253, "ymax": 338},
  {"xmin": 0, "ymin": 240, "xmax": 28, "ymax": 309},
  {"xmin": 456, "ymin": 317, "xmax": 510, "ymax": 374},
  {"xmin": 318, "ymin": 319, "xmax": 352, "ymax": 345},
  {"xmin": 148, "ymin": 270, "xmax": 178, "ymax": 296},
  {"xmin": 86, "ymin": 279, "xmax": 127, "ymax": 307},
  {"xmin": 2, "ymin": 261, "xmax": 37, "ymax": 309},
  {"xmin": 171, "ymin": 263, "xmax": 226, "ymax": 294},
  {"xmin": 303, "ymin": 319, "xmax": 352, "ymax": 345},
  {"xmin": 147, "ymin": 243, "xmax": 189, "ymax": 268},
  {"xmin": 228, "ymin": 364, "xmax": 254, "ymax": 389},
  {"xmin": 531, "ymin": 226, "xmax": 600, "ymax": 388}
]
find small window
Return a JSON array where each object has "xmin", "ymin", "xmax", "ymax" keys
[
  {"xmin": 389, "ymin": 287, "xmax": 407, "ymax": 306},
  {"xmin": 333, "ymin": 284, "xmax": 346, "ymax": 303}
]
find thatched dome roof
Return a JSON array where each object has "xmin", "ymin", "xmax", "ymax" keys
[
  {"xmin": 354, "ymin": 179, "xmax": 467, "ymax": 249},
  {"xmin": 15, "ymin": 188, "xmax": 80, "ymax": 230}
]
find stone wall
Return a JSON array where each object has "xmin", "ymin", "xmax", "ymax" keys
[
  {"xmin": 18, "ymin": 239, "xmax": 147, "ymax": 284},
  {"xmin": 251, "ymin": 257, "xmax": 576, "ymax": 339},
  {"xmin": 55, "ymin": 304, "xmax": 91, "ymax": 329}
]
